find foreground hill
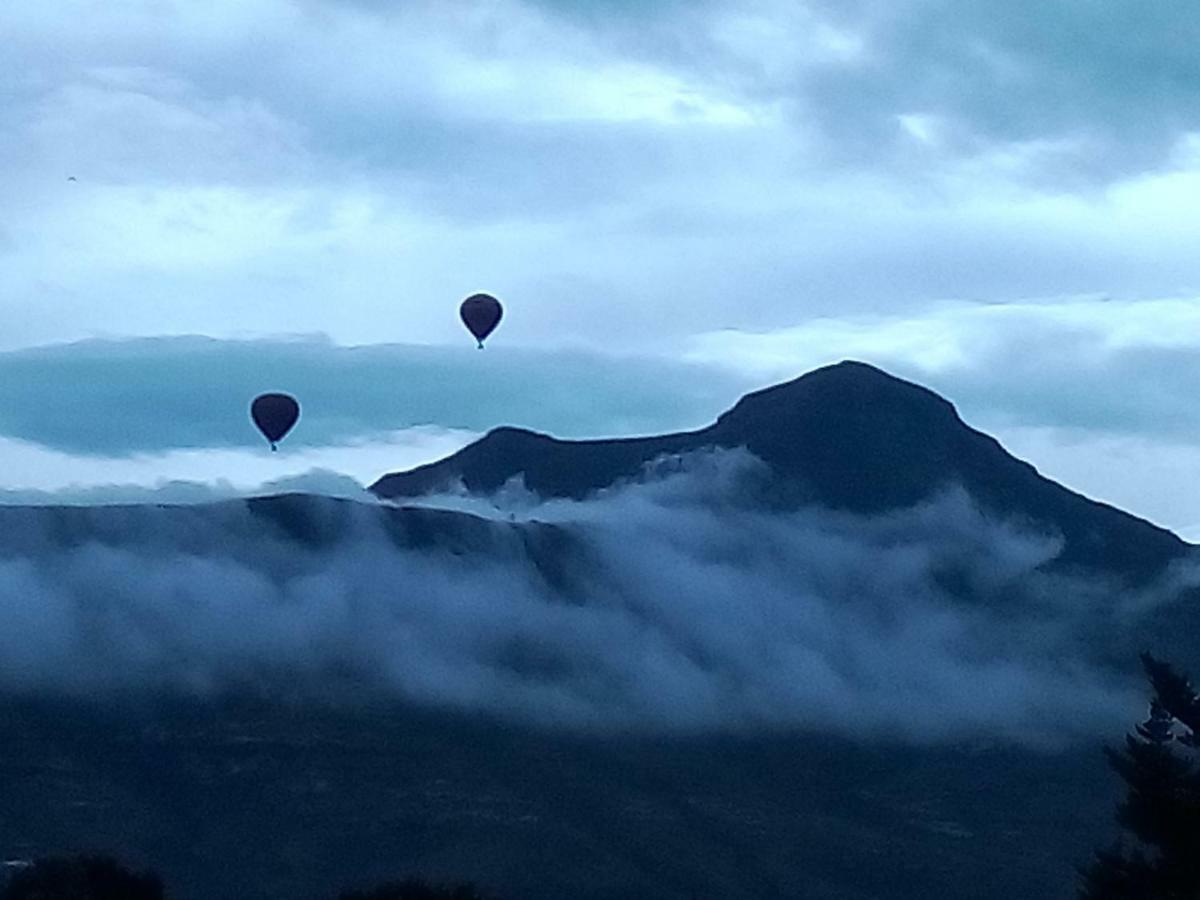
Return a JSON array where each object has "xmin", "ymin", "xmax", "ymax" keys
[
  {"xmin": 0, "ymin": 696, "xmax": 1115, "ymax": 900},
  {"xmin": 371, "ymin": 361, "xmax": 1187, "ymax": 581}
]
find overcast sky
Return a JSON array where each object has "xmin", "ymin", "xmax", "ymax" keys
[{"xmin": 3, "ymin": 1, "xmax": 1200, "ymax": 533}]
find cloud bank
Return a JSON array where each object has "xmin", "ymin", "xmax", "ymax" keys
[
  {"xmin": 0, "ymin": 337, "xmax": 745, "ymax": 455},
  {"xmin": 0, "ymin": 449, "xmax": 1154, "ymax": 746},
  {"xmin": 0, "ymin": 426, "xmax": 478, "ymax": 504}
]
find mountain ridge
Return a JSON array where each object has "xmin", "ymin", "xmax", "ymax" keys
[{"xmin": 370, "ymin": 360, "xmax": 1189, "ymax": 581}]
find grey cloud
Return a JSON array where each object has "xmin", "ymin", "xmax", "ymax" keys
[
  {"xmin": 873, "ymin": 327, "xmax": 1200, "ymax": 441},
  {"xmin": 520, "ymin": 0, "xmax": 1200, "ymax": 185},
  {"xmin": 0, "ymin": 449, "xmax": 1158, "ymax": 744},
  {"xmin": 793, "ymin": 0, "xmax": 1200, "ymax": 181}
]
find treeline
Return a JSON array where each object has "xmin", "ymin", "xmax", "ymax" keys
[{"xmin": 0, "ymin": 860, "xmax": 497, "ymax": 900}]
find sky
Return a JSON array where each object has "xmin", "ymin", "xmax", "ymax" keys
[{"xmin": 3, "ymin": 0, "xmax": 1200, "ymax": 534}]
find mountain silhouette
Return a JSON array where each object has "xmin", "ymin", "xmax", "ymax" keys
[{"xmin": 371, "ymin": 361, "xmax": 1188, "ymax": 581}]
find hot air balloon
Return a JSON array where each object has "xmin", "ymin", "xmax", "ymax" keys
[
  {"xmin": 460, "ymin": 293, "xmax": 503, "ymax": 348},
  {"xmin": 250, "ymin": 393, "xmax": 300, "ymax": 451}
]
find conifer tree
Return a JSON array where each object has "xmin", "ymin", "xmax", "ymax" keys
[{"xmin": 1079, "ymin": 653, "xmax": 1200, "ymax": 899}]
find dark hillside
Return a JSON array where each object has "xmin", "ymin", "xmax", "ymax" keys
[{"xmin": 372, "ymin": 361, "xmax": 1188, "ymax": 581}]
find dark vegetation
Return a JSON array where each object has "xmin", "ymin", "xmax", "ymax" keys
[
  {"xmin": 0, "ymin": 694, "xmax": 1113, "ymax": 900},
  {"xmin": 0, "ymin": 855, "xmax": 163, "ymax": 900},
  {"xmin": 0, "ymin": 858, "xmax": 490, "ymax": 900},
  {"xmin": 1080, "ymin": 654, "xmax": 1200, "ymax": 899},
  {"xmin": 7, "ymin": 655, "xmax": 1197, "ymax": 900}
]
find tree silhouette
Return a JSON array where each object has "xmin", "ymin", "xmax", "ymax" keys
[
  {"xmin": 0, "ymin": 854, "xmax": 164, "ymax": 900},
  {"xmin": 1079, "ymin": 652, "xmax": 1200, "ymax": 899}
]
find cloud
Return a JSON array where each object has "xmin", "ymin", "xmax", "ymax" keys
[
  {"xmin": 7, "ymin": 68, "xmax": 310, "ymax": 188},
  {"xmin": 0, "ymin": 466, "xmax": 374, "ymax": 507},
  {"xmin": 4, "ymin": 1, "xmax": 1200, "ymax": 352},
  {"xmin": 0, "ymin": 336, "xmax": 746, "ymax": 455},
  {"xmin": 0, "ymin": 427, "xmax": 475, "ymax": 500},
  {"xmin": 0, "ymin": 448, "xmax": 1159, "ymax": 745},
  {"xmin": 491, "ymin": 0, "xmax": 1200, "ymax": 186},
  {"xmin": 714, "ymin": 0, "xmax": 1200, "ymax": 183},
  {"xmin": 686, "ymin": 295, "xmax": 1200, "ymax": 439}
]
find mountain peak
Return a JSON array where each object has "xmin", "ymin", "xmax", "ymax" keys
[
  {"xmin": 715, "ymin": 359, "xmax": 959, "ymax": 434},
  {"xmin": 705, "ymin": 360, "xmax": 969, "ymax": 511},
  {"xmin": 738, "ymin": 360, "xmax": 954, "ymax": 411},
  {"xmin": 370, "ymin": 362, "xmax": 1187, "ymax": 581}
]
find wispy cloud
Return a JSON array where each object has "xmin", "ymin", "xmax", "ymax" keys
[{"xmin": 0, "ymin": 449, "xmax": 1157, "ymax": 745}]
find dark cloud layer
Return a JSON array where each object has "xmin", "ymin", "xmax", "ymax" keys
[
  {"xmin": 513, "ymin": 0, "xmax": 1200, "ymax": 183},
  {"xmin": 636, "ymin": 0, "xmax": 1200, "ymax": 184},
  {"xmin": 818, "ymin": 0, "xmax": 1200, "ymax": 178},
  {"xmin": 0, "ymin": 337, "xmax": 748, "ymax": 454}
]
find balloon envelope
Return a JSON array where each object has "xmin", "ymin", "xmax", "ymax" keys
[
  {"xmin": 460, "ymin": 293, "xmax": 503, "ymax": 347},
  {"xmin": 250, "ymin": 393, "xmax": 300, "ymax": 450}
]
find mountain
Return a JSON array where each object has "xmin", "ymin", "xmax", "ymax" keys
[
  {"xmin": 3, "ymin": 361, "xmax": 1199, "ymax": 900},
  {"xmin": 371, "ymin": 360, "xmax": 1189, "ymax": 581}
]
